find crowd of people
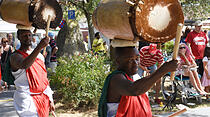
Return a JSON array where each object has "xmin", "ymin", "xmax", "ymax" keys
[{"xmin": 0, "ymin": 31, "xmax": 58, "ymax": 92}]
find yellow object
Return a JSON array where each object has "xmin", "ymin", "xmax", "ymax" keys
[
  {"xmin": 0, "ymin": 99, "xmax": 13, "ymax": 102},
  {"xmin": 160, "ymin": 102, "xmax": 164, "ymax": 107},
  {"xmin": 92, "ymin": 38, "xmax": 105, "ymax": 52}
]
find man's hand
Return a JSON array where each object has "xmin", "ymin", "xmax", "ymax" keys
[
  {"xmin": 145, "ymin": 68, "xmax": 150, "ymax": 73},
  {"xmin": 161, "ymin": 60, "xmax": 179, "ymax": 72},
  {"xmin": 49, "ymin": 101, "xmax": 55, "ymax": 112},
  {"xmin": 37, "ymin": 37, "xmax": 50, "ymax": 49}
]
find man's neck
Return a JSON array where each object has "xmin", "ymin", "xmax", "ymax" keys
[
  {"xmin": 194, "ymin": 30, "xmax": 201, "ymax": 33},
  {"xmin": 19, "ymin": 46, "xmax": 31, "ymax": 52},
  {"xmin": 117, "ymin": 68, "xmax": 133, "ymax": 78}
]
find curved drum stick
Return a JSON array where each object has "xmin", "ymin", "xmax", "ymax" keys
[
  {"xmin": 168, "ymin": 108, "xmax": 187, "ymax": 117},
  {"xmin": 43, "ymin": 15, "xmax": 51, "ymax": 56},
  {"xmin": 170, "ymin": 23, "xmax": 183, "ymax": 81}
]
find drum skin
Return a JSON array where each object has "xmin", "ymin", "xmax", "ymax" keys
[
  {"xmin": 136, "ymin": 0, "xmax": 184, "ymax": 43},
  {"xmin": 93, "ymin": 0, "xmax": 184, "ymax": 43},
  {"xmin": 0, "ymin": 0, "xmax": 63, "ymax": 29}
]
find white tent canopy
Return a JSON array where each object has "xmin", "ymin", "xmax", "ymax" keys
[
  {"xmin": 0, "ymin": 19, "xmax": 17, "ymax": 33},
  {"xmin": 0, "ymin": 18, "xmax": 46, "ymax": 37}
]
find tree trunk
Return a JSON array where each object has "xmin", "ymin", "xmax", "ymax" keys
[
  {"xmin": 56, "ymin": 21, "xmax": 86, "ymax": 58},
  {"xmin": 84, "ymin": 10, "xmax": 95, "ymax": 49}
]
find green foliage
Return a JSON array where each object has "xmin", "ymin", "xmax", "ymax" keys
[
  {"xmin": 180, "ymin": 0, "xmax": 210, "ymax": 20},
  {"xmin": 49, "ymin": 52, "xmax": 111, "ymax": 108},
  {"xmin": 162, "ymin": 40, "xmax": 174, "ymax": 55},
  {"xmin": 66, "ymin": 0, "xmax": 100, "ymax": 14}
]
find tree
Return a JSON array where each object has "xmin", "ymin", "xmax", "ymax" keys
[
  {"xmin": 56, "ymin": 3, "xmax": 86, "ymax": 58},
  {"xmin": 63, "ymin": 0, "xmax": 100, "ymax": 48},
  {"xmin": 180, "ymin": 0, "xmax": 210, "ymax": 20}
]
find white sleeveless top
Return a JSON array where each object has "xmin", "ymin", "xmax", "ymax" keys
[{"xmin": 12, "ymin": 50, "xmax": 53, "ymax": 117}]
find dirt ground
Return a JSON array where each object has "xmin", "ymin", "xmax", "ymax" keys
[
  {"xmin": 51, "ymin": 90, "xmax": 210, "ymax": 117},
  {"xmin": 50, "ymin": 102, "xmax": 97, "ymax": 117}
]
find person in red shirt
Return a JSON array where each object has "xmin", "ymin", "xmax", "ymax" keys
[
  {"xmin": 138, "ymin": 43, "xmax": 164, "ymax": 104},
  {"xmin": 185, "ymin": 20, "xmax": 208, "ymax": 77}
]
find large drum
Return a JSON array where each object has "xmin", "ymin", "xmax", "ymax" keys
[
  {"xmin": 93, "ymin": 0, "xmax": 184, "ymax": 43},
  {"xmin": 0, "ymin": 0, "xmax": 62, "ymax": 29}
]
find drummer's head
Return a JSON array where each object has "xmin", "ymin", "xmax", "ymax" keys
[
  {"xmin": 115, "ymin": 47, "xmax": 140, "ymax": 75},
  {"xmin": 17, "ymin": 29, "xmax": 32, "ymax": 46}
]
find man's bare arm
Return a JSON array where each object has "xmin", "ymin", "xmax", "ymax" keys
[
  {"xmin": 10, "ymin": 37, "xmax": 49, "ymax": 71},
  {"xmin": 111, "ymin": 60, "xmax": 178, "ymax": 96}
]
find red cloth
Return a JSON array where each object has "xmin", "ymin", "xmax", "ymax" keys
[
  {"xmin": 140, "ymin": 46, "xmax": 163, "ymax": 67},
  {"xmin": 185, "ymin": 31, "xmax": 208, "ymax": 59},
  {"xmin": 116, "ymin": 74, "xmax": 152, "ymax": 117},
  {"xmin": 180, "ymin": 55, "xmax": 193, "ymax": 64},
  {"xmin": 17, "ymin": 50, "xmax": 50, "ymax": 117}
]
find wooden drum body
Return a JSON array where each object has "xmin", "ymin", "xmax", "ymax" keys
[
  {"xmin": 0, "ymin": 0, "xmax": 32, "ymax": 26},
  {"xmin": 93, "ymin": 0, "xmax": 184, "ymax": 43},
  {"xmin": 93, "ymin": 0, "xmax": 134, "ymax": 41}
]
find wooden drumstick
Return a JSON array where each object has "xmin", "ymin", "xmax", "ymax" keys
[
  {"xmin": 168, "ymin": 108, "xmax": 187, "ymax": 117},
  {"xmin": 43, "ymin": 15, "xmax": 51, "ymax": 56},
  {"xmin": 170, "ymin": 23, "xmax": 183, "ymax": 81},
  {"xmin": 52, "ymin": 111, "xmax": 57, "ymax": 117}
]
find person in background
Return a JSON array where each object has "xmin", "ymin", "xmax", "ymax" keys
[
  {"xmin": 1, "ymin": 37, "xmax": 13, "ymax": 89},
  {"xmin": 98, "ymin": 47, "xmax": 178, "ymax": 117},
  {"xmin": 9, "ymin": 29, "xmax": 55, "ymax": 116},
  {"xmin": 7, "ymin": 33, "xmax": 14, "ymax": 47},
  {"xmin": 201, "ymin": 47, "xmax": 210, "ymax": 99},
  {"xmin": 48, "ymin": 32, "xmax": 58, "ymax": 73},
  {"xmin": 185, "ymin": 20, "xmax": 208, "ymax": 77},
  {"xmin": 180, "ymin": 27, "xmax": 191, "ymax": 44},
  {"xmin": 204, "ymin": 30, "xmax": 210, "ymax": 46},
  {"xmin": 177, "ymin": 43, "xmax": 207, "ymax": 95},
  {"xmin": 92, "ymin": 32, "xmax": 105, "ymax": 55},
  {"xmin": 138, "ymin": 43, "xmax": 164, "ymax": 104},
  {"xmin": 0, "ymin": 45, "xmax": 2, "ymax": 92},
  {"xmin": 43, "ymin": 44, "xmax": 52, "ymax": 70},
  {"xmin": 31, "ymin": 37, "xmax": 38, "ymax": 49}
]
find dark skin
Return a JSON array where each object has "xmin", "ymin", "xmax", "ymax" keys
[
  {"xmin": 10, "ymin": 30, "xmax": 55, "ymax": 112},
  {"xmin": 107, "ymin": 47, "xmax": 178, "ymax": 103}
]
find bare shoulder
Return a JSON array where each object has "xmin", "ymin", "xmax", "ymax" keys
[
  {"xmin": 10, "ymin": 52, "xmax": 24, "ymax": 71},
  {"xmin": 111, "ymin": 73, "xmax": 126, "ymax": 80},
  {"xmin": 109, "ymin": 73, "xmax": 127, "ymax": 85},
  {"xmin": 10, "ymin": 52, "xmax": 23, "ymax": 61}
]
